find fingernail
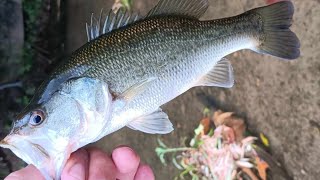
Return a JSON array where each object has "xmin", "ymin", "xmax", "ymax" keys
[
  {"xmin": 4, "ymin": 175, "xmax": 22, "ymax": 180},
  {"xmin": 68, "ymin": 163, "xmax": 85, "ymax": 180},
  {"xmin": 116, "ymin": 146, "xmax": 137, "ymax": 156}
]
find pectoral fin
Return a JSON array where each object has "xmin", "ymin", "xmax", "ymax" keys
[
  {"xmin": 127, "ymin": 109, "xmax": 173, "ymax": 134},
  {"xmin": 196, "ymin": 58, "xmax": 234, "ymax": 88},
  {"xmin": 119, "ymin": 77, "xmax": 157, "ymax": 101},
  {"xmin": 112, "ymin": 77, "xmax": 157, "ymax": 112}
]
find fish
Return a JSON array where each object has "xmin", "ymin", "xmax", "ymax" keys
[{"xmin": 0, "ymin": 0, "xmax": 300, "ymax": 179}]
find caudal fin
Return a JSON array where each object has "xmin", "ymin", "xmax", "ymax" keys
[{"xmin": 252, "ymin": 1, "xmax": 300, "ymax": 60}]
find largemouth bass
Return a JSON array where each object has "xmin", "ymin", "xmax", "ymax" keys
[{"xmin": 0, "ymin": 0, "xmax": 300, "ymax": 179}]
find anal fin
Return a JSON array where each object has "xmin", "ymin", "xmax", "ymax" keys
[
  {"xmin": 127, "ymin": 108, "xmax": 173, "ymax": 134},
  {"xmin": 196, "ymin": 58, "xmax": 234, "ymax": 88}
]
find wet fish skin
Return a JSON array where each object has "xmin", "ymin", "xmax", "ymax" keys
[{"xmin": 53, "ymin": 4, "xmax": 297, "ymax": 97}]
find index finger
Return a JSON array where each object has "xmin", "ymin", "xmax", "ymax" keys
[
  {"xmin": 87, "ymin": 147, "xmax": 117, "ymax": 180},
  {"xmin": 4, "ymin": 165, "xmax": 44, "ymax": 180},
  {"xmin": 61, "ymin": 148, "xmax": 89, "ymax": 180}
]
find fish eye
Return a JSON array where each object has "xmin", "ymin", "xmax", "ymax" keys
[{"xmin": 29, "ymin": 110, "xmax": 45, "ymax": 126}]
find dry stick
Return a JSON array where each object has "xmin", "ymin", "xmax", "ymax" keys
[{"xmin": 0, "ymin": 81, "xmax": 22, "ymax": 91}]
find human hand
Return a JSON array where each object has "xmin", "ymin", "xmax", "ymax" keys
[{"xmin": 5, "ymin": 146, "xmax": 155, "ymax": 180}]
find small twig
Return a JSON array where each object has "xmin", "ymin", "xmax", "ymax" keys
[
  {"xmin": 157, "ymin": 147, "xmax": 194, "ymax": 154},
  {"xmin": 31, "ymin": 45, "xmax": 50, "ymax": 55},
  {"xmin": 0, "ymin": 81, "xmax": 22, "ymax": 91},
  {"xmin": 37, "ymin": 52, "xmax": 52, "ymax": 63},
  {"xmin": 156, "ymin": 147, "xmax": 194, "ymax": 165},
  {"xmin": 241, "ymin": 167, "xmax": 259, "ymax": 180}
]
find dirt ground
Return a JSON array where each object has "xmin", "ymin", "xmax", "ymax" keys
[{"xmin": 65, "ymin": 0, "xmax": 319, "ymax": 179}]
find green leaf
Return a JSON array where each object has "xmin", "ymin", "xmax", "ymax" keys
[
  {"xmin": 157, "ymin": 138, "xmax": 167, "ymax": 148},
  {"xmin": 217, "ymin": 137, "xmax": 222, "ymax": 149},
  {"xmin": 190, "ymin": 170, "xmax": 199, "ymax": 180},
  {"xmin": 208, "ymin": 128, "xmax": 214, "ymax": 137},
  {"xmin": 155, "ymin": 147, "xmax": 167, "ymax": 165},
  {"xmin": 203, "ymin": 107, "xmax": 211, "ymax": 117},
  {"xmin": 172, "ymin": 156, "xmax": 183, "ymax": 170},
  {"xmin": 260, "ymin": 133, "xmax": 270, "ymax": 147},
  {"xmin": 120, "ymin": 0, "xmax": 132, "ymax": 9},
  {"xmin": 194, "ymin": 124, "xmax": 204, "ymax": 135}
]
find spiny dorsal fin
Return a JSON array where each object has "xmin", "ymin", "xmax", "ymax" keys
[
  {"xmin": 147, "ymin": 0, "xmax": 209, "ymax": 19},
  {"xmin": 196, "ymin": 58, "xmax": 234, "ymax": 88},
  {"xmin": 86, "ymin": 9, "xmax": 140, "ymax": 42}
]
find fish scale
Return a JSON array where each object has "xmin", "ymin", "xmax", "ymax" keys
[{"xmin": 61, "ymin": 16, "xmax": 254, "ymax": 95}]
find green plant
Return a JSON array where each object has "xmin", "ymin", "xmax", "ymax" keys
[
  {"xmin": 155, "ymin": 109, "xmax": 269, "ymax": 180},
  {"xmin": 21, "ymin": 0, "xmax": 43, "ymax": 75}
]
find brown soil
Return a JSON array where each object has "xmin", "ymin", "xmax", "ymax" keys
[{"xmin": 65, "ymin": 0, "xmax": 320, "ymax": 179}]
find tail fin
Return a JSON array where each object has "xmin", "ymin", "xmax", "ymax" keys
[{"xmin": 252, "ymin": 1, "xmax": 300, "ymax": 60}]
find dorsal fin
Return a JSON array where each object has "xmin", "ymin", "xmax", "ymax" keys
[
  {"xmin": 86, "ymin": 9, "xmax": 140, "ymax": 42},
  {"xmin": 146, "ymin": 0, "xmax": 209, "ymax": 19},
  {"xmin": 85, "ymin": 0, "xmax": 209, "ymax": 41}
]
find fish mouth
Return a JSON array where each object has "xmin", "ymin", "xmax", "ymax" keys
[
  {"xmin": 0, "ymin": 135, "xmax": 47, "ymax": 162},
  {"xmin": 0, "ymin": 136, "xmax": 18, "ymax": 149},
  {"xmin": 0, "ymin": 139, "xmax": 12, "ymax": 150},
  {"xmin": 0, "ymin": 135, "xmax": 56, "ymax": 179},
  {"xmin": 0, "ymin": 134, "xmax": 71, "ymax": 179}
]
